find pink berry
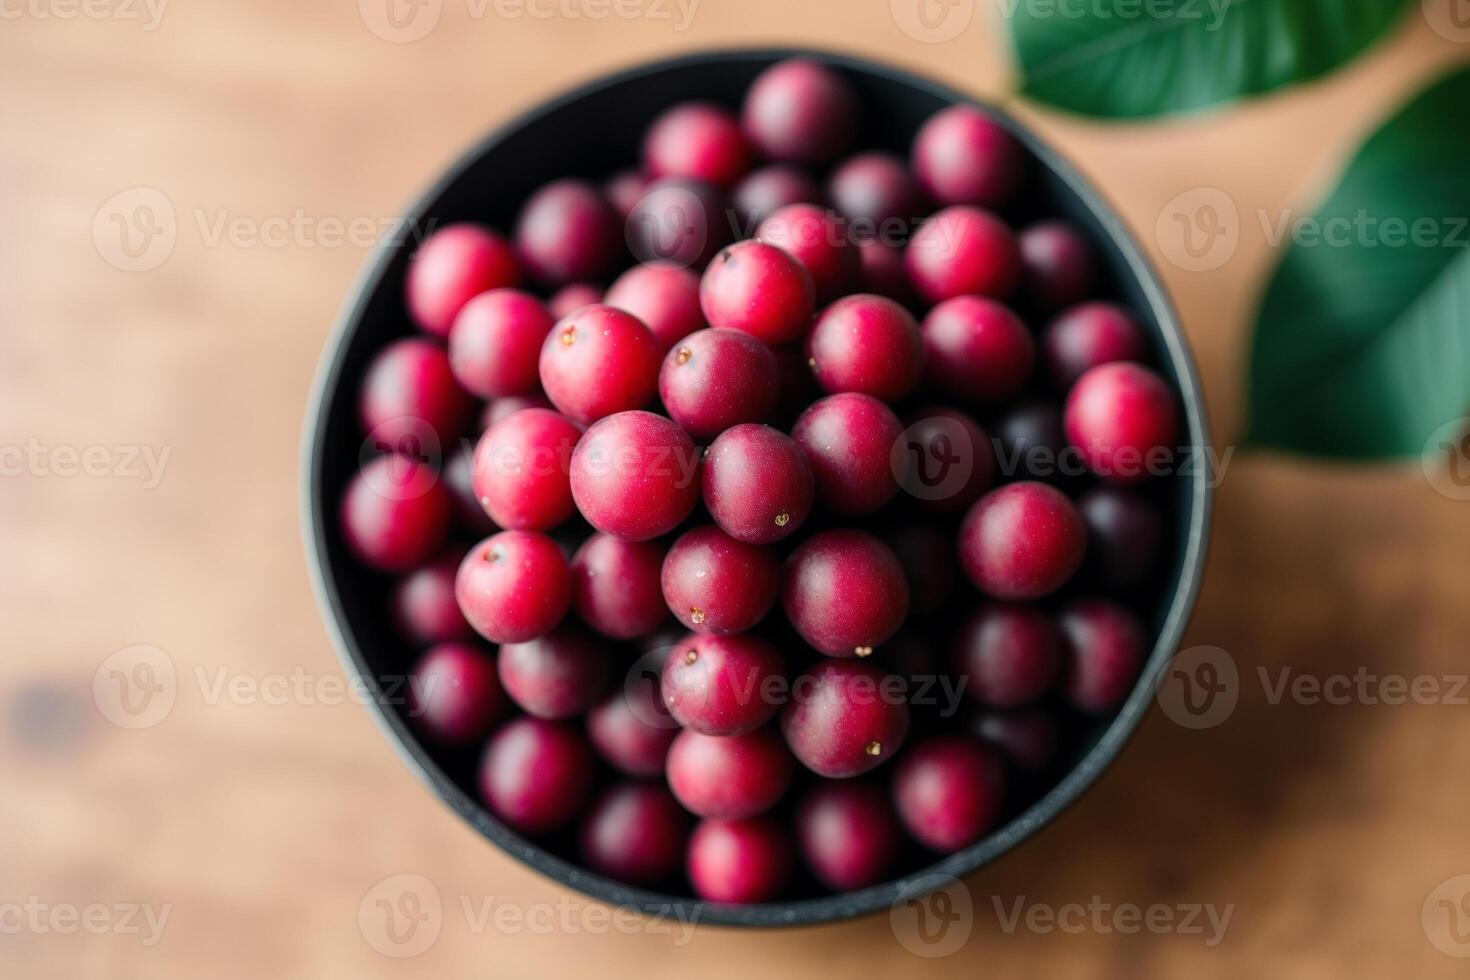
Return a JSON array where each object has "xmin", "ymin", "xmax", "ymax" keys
[
  {"xmin": 662, "ymin": 526, "xmax": 779, "ymax": 635},
  {"xmin": 408, "ymin": 642, "xmax": 506, "ymax": 745},
  {"xmin": 514, "ymin": 178, "xmax": 620, "ymax": 286},
  {"xmin": 570, "ymin": 533, "xmax": 669, "ymax": 640},
  {"xmin": 796, "ymin": 780, "xmax": 901, "ymax": 891},
  {"xmin": 643, "ymin": 102, "xmax": 750, "ymax": 187},
  {"xmin": 455, "ymin": 530, "xmax": 571, "ymax": 643},
  {"xmin": 498, "ymin": 626, "xmax": 611, "ymax": 720},
  {"xmin": 911, "ymin": 105, "xmax": 1024, "ymax": 209},
  {"xmin": 480, "ymin": 716, "xmax": 593, "ymax": 835},
  {"xmin": 1078, "ymin": 486, "xmax": 1164, "ymax": 593},
  {"xmin": 806, "ymin": 294, "xmax": 924, "ymax": 402},
  {"xmin": 741, "ymin": 58, "xmax": 856, "ymax": 165},
  {"xmin": 791, "ymin": 393, "xmax": 903, "ymax": 515},
  {"xmin": 782, "ymin": 660, "xmax": 910, "ymax": 777},
  {"xmin": 569, "ymin": 410, "xmax": 700, "ymax": 541},
  {"xmin": 959, "ymin": 482, "xmax": 1086, "ymax": 600},
  {"xmin": 1020, "ymin": 221, "xmax": 1097, "ymax": 312},
  {"xmin": 907, "ymin": 206, "xmax": 1022, "ymax": 303},
  {"xmin": 856, "ymin": 238, "xmax": 912, "ymax": 302},
  {"xmin": 757, "ymin": 203, "xmax": 858, "ymax": 303},
  {"xmin": 702, "ymin": 424, "xmax": 814, "ymax": 544},
  {"xmin": 828, "ymin": 152, "xmax": 926, "ymax": 229},
  {"xmin": 587, "ymin": 675, "xmax": 678, "ymax": 777},
  {"xmin": 393, "ymin": 547, "xmax": 473, "ymax": 645},
  {"xmin": 548, "ymin": 282, "xmax": 603, "ymax": 320},
  {"xmin": 604, "ymin": 169, "xmax": 649, "ymax": 220},
  {"xmin": 341, "ymin": 455, "xmax": 451, "ymax": 572},
  {"xmin": 662, "ymin": 632, "xmax": 786, "ymax": 736},
  {"xmin": 581, "ymin": 782, "xmax": 690, "ymax": 885},
  {"xmin": 471, "ymin": 407, "xmax": 579, "ymax": 531},
  {"xmin": 783, "ymin": 530, "xmax": 909, "ymax": 658},
  {"xmin": 893, "ymin": 736, "xmax": 1006, "ymax": 852},
  {"xmin": 625, "ymin": 178, "xmax": 731, "ymax": 269},
  {"xmin": 699, "ymin": 240, "xmax": 815, "ymax": 346},
  {"xmin": 539, "ymin": 304, "xmax": 661, "ymax": 425},
  {"xmin": 1044, "ymin": 303, "xmax": 1148, "ymax": 388},
  {"xmin": 952, "ymin": 604, "xmax": 1061, "ymax": 708},
  {"xmin": 604, "ymin": 261, "xmax": 706, "ymax": 350},
  {"xmin": 1059, "ymin": 598, "xmax": 1145, "ymax": 714},
  {"xmin": 687, "ymin": 816, "xmax": 791, "ymax": 904},
  {"xmin": 660, "ymin": 328, "xmax": 779, "ymax": 439},
  {"xmin": 899, "ymin": 406, "xmax": 996, "ymax": 513},
  {"xmin": 1064, "ymin": 363, "xmax": 1178, "ymax": 484},
  {"xmin": 921, "ymin": 296, "xmax": 1035, "ymax": 405},
  {"xmin": 481, "ymin": 391, "xmax": 553, "ymax": 429},
  {"xmin": 667, "ymin": 727, "xmax": 793, "ymax": 820},
  {"xmin": 443, "ymin": 442, "xmax": 498, "ymax": 534},
  {"xmin": 731, "ymin": 165, "xmax": 822, "ymax": 227},
  {"xmin": 359, "ymin": 338, "xmax": 472, "ymax": 448},
  {"xmin": 406, "ymin": 223, "xmax": 520, "ymax": 337}
]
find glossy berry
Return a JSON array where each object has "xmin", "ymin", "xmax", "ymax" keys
[
  {"xmin": 973, "ymin": 708, "xmax": 1061, "ymax": 776},
  {"xmin": 643, "ymin": 102, "xmax": 750, "ymax": 187},
  {"xmin": 887, "ymin": 521, "xmax": 959, "ymax": 617},
  {"xmin": 539, "ymin": 304, "xmax": 661, "ymax": 425},
  {"xmin": 1064, "ymin": 362, "xmax": 1179, "ymax": 484},
  {"xmin": 828, "ymin": 152, "xmax": 926, "ymax": 229},
  {"xmin": 893, "ymin": 736, "xmax": 1006, "ymax": 853},
  {"xmin": 757, "ymin": 203, "xmax": 858, "ymax": 303},
  {"xmin": 899, "ymin": 407, "xmax": 996, "ymax": 513},
  {"xmin": 1020, "ymin": 221, "xmax": 1097, "ymax": 312},
  {"xmin": 659, "ymin": 328, "xmax": 779, "ymax": 439},
  {"xmin": 662, "ymin": 632, "xmax": 786, "ymax": 736},
  {"xmin": 783, "ymin": 530, "xmax": 909, "ymax": 658},
  {"xmin": 741, "ymin": 58, "xmax": 856, "ymax": 165},
  {"xmin": 1059, "ymin": 598, "xmax": 1145, "ymax": 714},
  {"xmin": 666, "ymin": 727, "xmax": 793, "ymax": 820},
  {"xmin": 921, "ymin": 296, "xmax": 1035, "ymax": 405},
  {"xmin": 604, "ymin": 169, "xmax": 648, "ymax": 220},
  {"xmin": 443, "ymin": 442, "xmax": 498, "ymax": 534},
  {"xmin": 856, "ymin": 238, "xmax": 911, "ymax": 302},
  {"xmin": 731, "ymin": 165, "xmax": 822, "ymax": 227},
  {"xmin": 393, "ymin": 547, "xmax": 473, "ymax": 644},
  {"xmin": 806, "ymin": 294, "xmax": 924, "ymax": 402},
  {"xmin": 340, "ymin": 455, "xmax": 451, "ymax": 572},
  {"xmin": 359, "ymin": 338, "xmax": 472, "ymax": 447},
  {"xmin": 907, "ymin": 206, "xmax": 1022, "ymax": 303},
  {"xmin": 796, "ymin": 780, "xmax": 901, "ymax": 891},
  {"xmin": 959, "ymin": 482, "xmax": 1086, "ymax": 600},
  {"xmin": 406, "ymin": 223, "xmax": 520, "ymax": 337},
  {"xmin": 699, "ymin": 240, "xmax": 815, "ymax": 346},
  {"xmin": 1078, "ymin": 486, "xmax": 1165, "ymax": 593},
  {"xmin": 482, "ymin": 391, "xmax": 554, "ymax": 429},
  {"xmin": 455, "ymin": 530, "xmax": 571, "ymax": 643},
  {"xmin": 571, "ymin": 533, "xmax": 669, "ymax": 640},
  {"xmin": 587, "ymin": 681, "xmax": 678, "ymax": 778},
  {"xmin": 911, "ymin": 105, "xmax": 1024, "ymax": 209},
  {"xmin": 702, "ymin": 424, "xmax": 814, "ymax": 544},
  {"xmin": 448, "ymin": 290, "xmax": 555, "ymax": 400},
  {"xmin": 791, "ymin": 393, "xmax": 903, "ymax": 515},
  {"xmin": 515, "ymin": 178, "xmax": 620, "ymax": 286},
  {"xmin": 604, "ymin": 261, "xmax": 705, "ymax": 350},
  {"xmin": 1044, "ymin": 302, "xmax": 1148, "ymax": 388},
  {"xmin": 480, "ymin": 716, "xmax": 593, "ymax": 835},
  {"xmin": 548, "ymin": 282, "xmax": 602, "ymax": 320},
  {"xmin": 570, "ymin": 411, "xmax": 701, "ymax": 541},
  {"xmin": 662, "ymin": 526, "xmax": 780, "ymax": 635},
  {"xmin": 581, "ymin": 783, "xmax": 690, "ymax": 885},
  {"xmin": 782, "ymin": 660, "xmax": 910, "ymax": 777},
  {"xmin": 471, "ymin": 407, "xmax": 579, "ymax": 531},
  {"xmin": 951, "ymin": 604, "xmax": 1062, "ymax": 708},
  {"xmin": 498, "ymin": 626, "xmax": 611, "ymax": 720},
  {"xmin": 687, "ymin": 817, "xmax": 791, "ymax": 904},
  {"xmin": 408, "ymin": 642, "xmax": 505, "ymax": 745},
  {"xmin": 625, "ymin": 178, "xmax": 730, "ymax": 269}
]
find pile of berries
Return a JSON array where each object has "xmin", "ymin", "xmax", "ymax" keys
[{"xmin": 339, "ymin": 58, "xmax": 1181, "ymax": 904}]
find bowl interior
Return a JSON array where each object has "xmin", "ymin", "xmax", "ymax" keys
[{"xmin": 305, "ymin": 48, "xmax": 1210, "ymax": 928}]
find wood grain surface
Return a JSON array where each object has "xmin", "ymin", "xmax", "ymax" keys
[{"xmin": 3, "ymin": 2, "xmax": 1469, "ymax": 976}]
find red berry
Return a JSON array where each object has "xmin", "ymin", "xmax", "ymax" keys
[
  {"xmin": 828, "ymin": 152, "xmax": 926, "ymax": 229},
  {"xmin": 1020, "ymin": 221, "xmax": 1097, "ymax": 312},
  {"xmin": 604, "ymin": 261, "xmax": 706, "ymax": 350},
  {"xmin": 1043, "ymin": 302, "xmax": 1148, "ymax": 388},
  {"xmin": 643, "ymin": 102, "xmax": 750, "ymax": 187},
  {"xmin": 480, "ymin": 716, "xmax": 593, "ymax": 835},
  {"xmin": 907, "ymin": 206, "xmax": 1021, "ymax": 303},
  {"xmin": 741, "ymin": 58, "xmax": 857, "ymax": 166},
  {"xmin": 666, "ymin": 727, "xmax": 793, "ymax": 819},
  {"xmin": 757, "ymin": 203, "xmax": 858, "ymax": 303},
  {"xmin": 587, "ymin": 679, "xmax": 678, "ymax": 778},
  {"xmin": 659, "ymin": 328, "xmax": 779, "ymax": 439},
  {"xmin": 604, "ymin": 169, "xmax": 648, "ymax": 220},
  {"xmin": 687, "ymin": 816, "xmax": 792, "ymax": 903},
  {"xmin": 699, "ymin": 240, "xmax": 815, "ymax": 346},
  {"xmin": 731, "ymin": 164, "xmax": 822, "ymax": 227},
  {"xmin": 393, "ymin": 547, "xmax": 473, "ymax": 644},
  {"xmin": 1064, "ymin": 363, "xmax": 1178, "ymax": 484},
  {"xmin": 898, "ymin": 406, "xmax": 996, "ymax": 513},
  {"xmin": 921, "ymin": 296, "xmax": 1035, "ymax": 405},
  {"xmin": 959, "ymin": 482, "xmax": 1086, "ymax": 600},
  {"xmin": 581, "ymin": 782, "xmax": 690, "ymax": 885},
  {"xmin": 625, "ymin": 178, "xmax": 731, "ymax": 269},
  {"xmin": 498, "ymin": 625, "xmax": 611, "ymax": 720},
  {"xmin": 408, "ymin": 642, "xmax": 506, "ymax": 745},
  {"xmin": 783, "ymin": 530, "xmax": 909, "ymax": 658},
  {"xmin": 455, "ymin": 530, "xmax": 571, "ymax": 643},
  {"xmin": 662, "ymin": 632, "xmax": 786, "ymax": 736},
  {"xmin": 893, "ymin": 736, "xmax": 1006, "ymax": 852},
  {"xmin": 539, "ymin": 304, "xmax": 661, "ymax": 425},
  {"xmin": 443, "ymin": 442, "xmax": 498, "ymax": 534},
  {"xmin": 406, "ymin": 223, "xmax": 520, "ymax": 338},
  {"xmin": 514, "ymin": 178, "xmax": 620, "ymax": 286},
  {"xmin": 702, "ymin": 424, "xmax": 814, "ymax": 544},
  {"xmin": 570, "ymin": 411, "xmax": 701, "ymax": 541},
  {"xmin": 911, "ymin": 105, "xmax": 1024, "ymax": 209},
  {"xmin": 1078, "ymin": 486, "xmax": 1164, "ymax": 593},
  {"xmin": 952, "ymin": 604, "xmax": 1062, "ymax": 708},
  {"xmin": 791, "ymin": 393, "xmax": 903, "ymax": 515},
  {"xmin": 481, "ymin": 391, "xmax": 553, "ymax": 429},
  {"xmin": 359, "ymin": 338, "xmax": 472, "ymax": 448},
  {"xmin": 548, "ymin": 282, "xmax": 603, "ymax": 320},
  {"xmin": 471, "ymin": 407, "xmax": 580, "ymax": 531},
  {"xmin": 570, "ymin": 533, "xmax": 669, "ymax": 640},
  {"xmin": 796, "ymin": 780, "xmax": 901, "ymax": 891},
  {"xmin": 973, "ymin": 708, "xmax": 1061, "ymax": 776},
  {"xmin": 340, "ymin": 455, "xmax": 451, "ymax": 572},
  {"xmin": 807, "ymin": 294, "xmax": 924, "ymax": 402},
  {"xmin": 781, "ymin": 660, "xmax": 910, "ymax": 776},
  {"xmin": 662, "ymin": 526, "xmax": 780, "ymax": 635},
  {"xmin": 993, "ymin": 401, "xmax": 1069, "ymax": 483},
  {"xmin": 856, "ymin": 238, "xmax": 912, "ymax": 302},
  {"xmin": 1059, "ymin": 598, "xmax": 1145, "ymax": 714}
]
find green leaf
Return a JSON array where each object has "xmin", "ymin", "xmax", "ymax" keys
[
  {"xmin": 1009, "ymin": 0, "xmax": 1412, "ymax": 119},
  {"xmin": 1247, "ymin": 67, "xmax": 1470, "ymax": 459}
]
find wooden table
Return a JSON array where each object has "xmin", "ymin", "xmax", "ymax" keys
[{"xmin": 3, "ymin": 2, "xmax": 1468, "ymax": 976}]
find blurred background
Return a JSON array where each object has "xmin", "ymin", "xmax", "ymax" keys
[{"xmin": 3, "ymin": 1, "xmax": 1469, "ymax": 977}]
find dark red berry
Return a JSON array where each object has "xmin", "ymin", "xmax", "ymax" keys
[
  {"xmin": 757, "ymin": 203, "xmax": 858, "ymax": 303},
  {"xmin": 1059, "ymin": 598, "xmax": 1145, "ymax": 714},
  {"xmin": 959, "ymin": 482, "xmax": 1086, "ymax": 600},
  {"xmin": 408, "ymin": 642, "xmax": 505, "ymax": 745},
  {"xmin": 1043, "ymin": 302, "xmax": 1148, "ymax": 388},
  {"xmin": 539, "ymin": 304, "xmax": 661, "ymax": 425},
  {"xmin": 699, "ymin": 240, "xmax": 815, "ymax": 346},
  {"xmin": 455, "ymin": 530, "xmax": 571, "ymax": 643},
  {"xmin": 341, "ymin": 455, "xmax": 451, "ymax": 572},
  {"xmin": 662, "ymin": 632, "xmax": 786, "ymax": 736},
  {"xmin": 893, "ymin": 735, "xmax": 1006, "ymax": 852},
  {"xmin": 731, "ymin": 165, "xmax": 822, "ymax": 227},
  {"xmin": 887, "ymin": 521, "xmax": 959, "ymax": 618},
  {"xmin": 921, "ymin": 296, "xmax": 1035, "ymax": 405},
  {"xmin": 796, "ymin": 780, "xmax": 901, "ymax": 891},
  {"xmin": 659, "ymin": 328, "xmax": 779, "ymax": 439},
  {"xmin": 782, "ymin": 660, "xmax": 910, "ymax": 777},
  {"xmin": 498, "ymin": 626, "xmax": 611, "ymax": 720},
  {"xmin": 570, "ymin": 533, "xmax": 669, "ymax": 640},
  {"xmin": 1020, "ymin": 221, "xmax": 1097, "ymax": 312},
  {"xmin": 806, "ymin": 294, "xmax": 924, "ymax": 402},
  {"xmin": 1064, "ymin": 362, "xmax": 1178, "ymax": 484},
  {"xmin": 911, "ymin": 105, "xmax": 1024, "ymax": 209},
  {"xmin": 393, "ymin": 547, "xmax": 473, "ymax": 645},
  {"xmin": 548, "ymin": 282, "xmax": 603, "ymax": 320},
  {"xmin": 993, "ymin": 401, "xmax": 1070, "ymax": 483},
  {"xmin": 666, "ymin": 727, "xmax": 793, "ymax": 820},
  {"xmin": 480, "ymin": 716, "xmax": 593, "ymax": 835},
  {"xmin": 791, "ymin": 393, "xmax": 903, "ymax": 515},
  {"xmin": 644, "ymin": 102, "xmax": 750, "ymax": 187},
  {"xmin": 907, "ymin": 206, "xmax": 1021, "ymax": 303},
  {"xmin": 471, "ymin": 407, "xmax": 579, "ymax": 531},
  {"xmin": 515, "ymin": 178, "xmax": 620, "ymax": 286},
  {"xmin": 1078, "ymin": 486, "xmax": 1165, "ymax": 593},
  {"xmin": 898, "ymin": 406, "xmax": 996, "ymax": 513},
  {"xmin": 828, "ymin": 152, "xmax": 926, "ymax": 229},
  {"xmin": 406, "ymin": 223, "xmax": 520, "ymax": 338},
  {"xmin": 973, "ymin": 708, "xmax": 1061, "ymax": 776},
  {"xmin": 687, "ymin": 816, "xmax": 792, "ymax": 904},
  {"xmin": 952, "ymin": 604, "xmax": 1062, "ymax": 708},
  {"xmin": 581, "ymin": 782, "xmax": 690, "ymax": 885},
  {"xmin": 741, "ymin": 58, "xmax": 856, "ymax": 166},
  {"xmin": 604, "ymin": 261, "xmax": 706, "ymax": 350},
  {"xmin": 587, "ymin": 681, "xmax": 678, "ymax": 778},
  {"xmin": 702, "ymin": 424, "xmax": 814, "ymax": 544},
  {"xmin": 783, "ymin": 530, "xmax": 909, "ymax": 658},
  {"xmin": 662, "ymin": 526, "xmax": 780, "ymax": 635},
  {"xmin": 359, "ymin": 337, "xmax": 472, "ymax": 447},
  {"xmin": 856, "ymin": 238, "xmax": 912, "ymax": 302},
  {"xmin": 570, "ymin": 410, "xmax": 701, "ymax": 541},
  {"xmin": 625, "ymin": 178, "xmax": 730, "ymax": 269}
]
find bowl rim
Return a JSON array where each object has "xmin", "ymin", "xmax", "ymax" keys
[{"xmin": 301, "ymin": 44, "xmax": 1213, "ymax": 930}]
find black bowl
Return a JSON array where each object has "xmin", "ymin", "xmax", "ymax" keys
[{"xmin": 303, "ymin": 47, "xmax": 1211, "ymax": 929}]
